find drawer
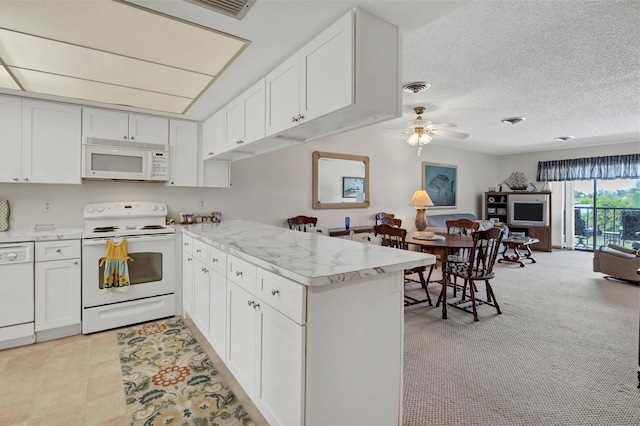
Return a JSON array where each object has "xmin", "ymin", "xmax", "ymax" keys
[
  {"xmin": 182, "ymin": 234, "xmax": 194, "ymax": 254},
  {"xmin": 227, "ymin": 254, "xmax": 256, "ymax": 294},
  {"xmin": 192, "ymin": 239, "xmax": 209, "ymax": 263},
  {"xmin": 35, "ymin": 240, "xmax": 80, "ymax": 262},
  {"xmin": 208, "ymin": 245, "xmax": 226, "ymax": 276},
  {"xmin": 257, "ymin": 268, "xmax": 306, "ymax": 325}
]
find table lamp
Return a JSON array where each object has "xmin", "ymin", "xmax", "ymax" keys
[{"xmin": 409, "ymin": 190, "xmax": 434, "ymax": 231}]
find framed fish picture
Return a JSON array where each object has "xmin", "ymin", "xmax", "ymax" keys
[{"xmin": 422, "ymin": 162, "xmax": 457, "ymax": 208}]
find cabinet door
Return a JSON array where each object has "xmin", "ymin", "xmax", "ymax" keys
[
  {"xmin": 299, "ymin": 11, "xmax": 353, "ymax": 122},
  {"xmin": 255, "ymin": 301, "xmax": 305, "ymax": 426},
  {"xmin": 0, "ymin": 96, "xmax": 22, "ymax": 183},
  {"xmin": 265, "ymin": 55, "xmax": 300, "ymax": 136},
  {"xmin": 167, "ymin": 119, "xmax": 198, "ymax": 187},
  {"xmin": 208, "ymin": 268, "xmax": 226, "ymax": 357},
  {"xmin": 223, "ymin": 96, "xmax": 245, "ymax": 151},
  {"xmin": 226, "ymin": 281, "xmax": 256, "ymax": 396},
  {"xmin": 22, "ymin": 100, "xmax": 81, "ymax": 184},
  {"xmin": 128, "ymin": 114, "xmax": 169, "ymax": 144},
  {"xmin": 182, "ymin": 249, "xmax": 194, "ymax": 317},
  {"xmin": 193, "ymin": 258, "xmax": 211, "ymax": 336},
  {"xmin": 82, "ymin": 108, "xmax": 129, "ymax": 140},
  {"xmin": 35, "ymin": 258, "xmax": 81, "ymax": 331},
  {"xmin": 202, "ymin": 110, "xmax": 225, "ymax": 160},
  {"xmin": 202, "ymin": 160, "xmax": 230, "ymax": 188},
  {"xmin": 242, "ymin": 79, "xmax": 266, "ymax": 144}
]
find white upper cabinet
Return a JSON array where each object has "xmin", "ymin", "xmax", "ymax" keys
[
  {"xmin": 266, "ymin": 12, "xmax": 353, "ymax": 136},
  {"xmin": 224, "ymin": 78, "xmax": 266, "ymax": 152},
  {"xmin": 82, "ymin": 108, "xmax": 168, "ymax": 144},
  {"xmin": 202, "ymin": 109, "xmax": 224, "ymax": 160},
  {"xmin": 0, "ymin": 97, "xmax": 81, "ymax": 184},
  {"xmin": 167, "ymin": 119, "xmax": 198, "ymax": 187}
]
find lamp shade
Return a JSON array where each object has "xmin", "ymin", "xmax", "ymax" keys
[{"xmin": 409, "ymin": 190, "xmax": 434, "ymax": 207}]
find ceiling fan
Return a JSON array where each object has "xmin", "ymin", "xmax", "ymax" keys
[{"xmin": 403, "ymin": 106, "xmax": 469, "ymax": 155}]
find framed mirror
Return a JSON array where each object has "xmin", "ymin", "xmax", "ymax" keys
[{"xmin": 312, "ymin": 151, "xmax": 370, "ymax": 209}]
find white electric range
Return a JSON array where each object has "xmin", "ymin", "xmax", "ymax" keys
[{"xmin": 81, "ymin": 201, "xmax": 176, "ymax": 334}]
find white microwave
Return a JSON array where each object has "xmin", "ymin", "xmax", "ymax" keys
[{"xmin": 82, "ymin": 138, "xmax": 169, "ymax": 182}]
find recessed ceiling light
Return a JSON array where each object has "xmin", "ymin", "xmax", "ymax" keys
[
  {"xmin": 501, "ymin": 117, "xmax": 526, "ymax": 124},
  {"xmin": 403, "ymin": 82, "xmax": 431, "ymax": 94},
  {"xmin": 0, "ymin": 1, "xmax": 250, "ymax": 114},
  {"xmin": 554, "ymin": 136, "xmax": 574, "ymax": 141}
]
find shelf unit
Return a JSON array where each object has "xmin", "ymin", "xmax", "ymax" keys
[{"xmin": 484, "ymin": 191, "xmax": 552, "ymax": 252}]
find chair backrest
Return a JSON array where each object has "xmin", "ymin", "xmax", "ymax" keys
[
  {"xmin": 574, "ymin": 210, "xmax": 588, "ymax": 235},
  {"xmin": 446, "ymin": 218, "xmax": 479, "ymax": 235},
  {"xmin": 373, "ymin": 224, "xmax": 407, "ymax": 250},
  {"xmin": 287, "ymin": 216, "xmax": 318, "ymax": 232},
  {"xmin": 375, "ymin": 212, "xmax": 402, "ymax": 227},
  {"xmin": 454, "ymin": 227, "xmax": 504, "ymax": 279},
  {"xmin": 351, "ymin": 231, "xmax": 380, "ymax": 245}
]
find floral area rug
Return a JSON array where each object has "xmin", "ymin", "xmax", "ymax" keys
[{"xmin": 116, "ymin": 317, "xmax": 254, "ymax": 426}]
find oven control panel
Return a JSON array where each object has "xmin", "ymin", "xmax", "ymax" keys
[{"xmin": 84, "ymin": 202, "xmax": 167, "ymax": 218}]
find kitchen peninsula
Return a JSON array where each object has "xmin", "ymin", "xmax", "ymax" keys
[{"xmin": 182, "ymin": 220, "xmax": 435, "ymax": 425}]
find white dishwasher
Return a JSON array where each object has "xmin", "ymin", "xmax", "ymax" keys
[{"xmin": 0, "ymin": 242, "xmax": 35, "ymax": 349}]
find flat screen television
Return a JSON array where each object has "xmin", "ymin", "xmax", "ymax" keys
[{"xmin": 509, "ymin": 200, "xmax": 548, "ymax": 227}]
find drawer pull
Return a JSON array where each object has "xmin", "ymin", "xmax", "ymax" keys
[
  {"xmin": 187, "ymin": 257, "xmax": 192, "ymax": 262},
  {"xmin": 211, "ymin": 258, "xmax": 218, "ymax": 263},
  {"xmin": 196, "ymin": 249, "xmax": 201, "ymax": 253},
  {"xmin": 56, "ymin": 249, "xmax": 62, "ymax": 253},
  {"xmin": 271, "ymin": 289, "xmax": 279, "ymax": 296},
  {"xmin": 236, "ymin": 271, "xmax": 243, "ymax": 277}
]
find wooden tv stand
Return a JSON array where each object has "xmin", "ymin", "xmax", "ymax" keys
[{"xmin": 484, "ymin": 191, "xmax": 552, "ymax": 252}]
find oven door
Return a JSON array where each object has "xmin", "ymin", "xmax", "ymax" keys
[{"xmin": 82, "ymin": 233, "xmax": 175, "ymax": 308}]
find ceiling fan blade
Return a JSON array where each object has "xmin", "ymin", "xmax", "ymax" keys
[
  {"xmin": 428, "ymin": 122, "xmax": 457, "ymax": 129},
  {"xmin": 433, "ymin": 129, "xmax": 469, "ymax": 139}
]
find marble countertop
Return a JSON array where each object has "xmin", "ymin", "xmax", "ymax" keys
[
  {"xmin": 0, "ymin": 227, "xmax": 84, "ymax": 243},
  {"xmin": 184, "ymin": 220, "xmax": 436, "ymax": 286}
]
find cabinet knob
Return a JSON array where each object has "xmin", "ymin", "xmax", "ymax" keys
[
  {"xmin": 131, "ymin": 136, "xmax": 135, "ymax": 140},
  {"xmin": 236, "ymin": 140, "xmax": 244, "ymax": 145},
  {"xmin": 184, "ymin": 242, "xmax": 190, "ymax": 246},
  {"xmin": 253, "ymin": 302, "xmax": 260, "ymax": 309},
  {"xmin": 187, "ymin": 257, "xmax": 192, "ymax": 261},
  {"xmin": 13, "ymin": 177, "xmax": 18, "ymax": 181},
  {"xmin": 297, "ymin": 114, "xmax": 304, "ymax": 121},
  {"xmin": 73, "ymin": 261, "xmax": 78, "ymax": 265},
  {"xmin": 124, "ymin": 136, "xmax": 128, "ymax": 139},
  {"xmin": 236, "ymin": 271, "xmax": 243, "ymax": 277},
  {"xmin": 209, "ymin": 152, "xmax": 214, "ymax": 155},
  {"xmin": 23, "ymin": 177, "xmax": 29, "ymax": 181},
  {"xmin": 211, "ymin": 258, "xmax": 218, "ymax": 263},
  {"xmin": 204, "ymin": 268, "xmax": 209, "ymax": 273},
  {"xmin": 196, "ymin": 249, "xmax": 201, "ymax": 253},
  {"xmin": 291, "ymin": 116, "xmax": 298, "ymax": 123},
  {"xmin": 56, "ymin": 249, "xmax": 62, "ymax": 253},
  {"xmin": 271, "ymin": 289, "xmax": 279, "ymax": 296},
  {"xmin": 247, "ymin": 300, "xmax": 254, "ymax": 307}
]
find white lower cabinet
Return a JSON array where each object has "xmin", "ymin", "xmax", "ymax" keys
[
  {"xmin": 34, "ymin": 240, "xmax": 81, "ymax": 339},
  {"xmin": 192, "ymin": 258, "xmax": 211, "ymax": 336},
  {"xmin": 226, "ymin": 281, "xmax": 257, "ymax": 394}
]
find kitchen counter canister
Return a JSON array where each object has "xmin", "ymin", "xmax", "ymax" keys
[
  {"xmin": 0, "ymin": 227, "xmax": 84, "ymax": 243},
  {"xmin": 183, "ymin": 220, "xmax": 435, "ymax": 286}
]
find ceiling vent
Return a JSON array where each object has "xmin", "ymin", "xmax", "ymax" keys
[{"xmin": 183, "ymin": 0, "xmax": 256, "ymax": 19}]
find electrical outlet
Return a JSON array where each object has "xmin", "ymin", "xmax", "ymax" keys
[
  {"xmin": 198, "ymin": 199, "xmax": 205, "ymax": 209},
  {"xmin": 43, "ymin": 200, "xmax": 53, "ymax": 212}
]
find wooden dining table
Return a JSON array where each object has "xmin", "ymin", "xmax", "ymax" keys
[{"xmin": 406, "ymin": 232, "xmax": 474, "ymax": 319}]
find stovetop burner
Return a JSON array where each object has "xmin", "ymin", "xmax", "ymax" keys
[{"xmin": 139, "ymin": 225, "xmax": 166, "ymax": 230}]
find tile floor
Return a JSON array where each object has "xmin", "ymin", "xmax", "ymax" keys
[{"xmin": 0, "ymin": 318, "xmax": 268, "ymax": 426}]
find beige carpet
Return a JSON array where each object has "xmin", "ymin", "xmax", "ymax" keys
[{"xmin": 403, "ymin": 249, "xmax": 640, "ymax": 426}]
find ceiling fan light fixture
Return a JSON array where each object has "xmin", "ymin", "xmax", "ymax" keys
[
  {"xmin": 554, "ymin": 136, "xmax": 574, "ymax": 141},
  {"xmin": 501, "ymin": 117, "xmax": 526, "ymax": 124},
  {"xmin": 402, "ymin": 81, "xmax": 431, "ymax": 94}
]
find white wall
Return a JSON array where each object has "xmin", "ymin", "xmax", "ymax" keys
[{"xmin": 0, "ymin": 131, "xmax": 498, "ymax": 231}]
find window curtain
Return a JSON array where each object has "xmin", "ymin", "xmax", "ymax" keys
[{"xmin": 536, "ymin": 153, "xmax": 640, "ymax": 182}]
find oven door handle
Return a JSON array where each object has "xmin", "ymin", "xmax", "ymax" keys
[{"xmin": 82, "ymin": 234, "xmax": 176, "ymax": 246}]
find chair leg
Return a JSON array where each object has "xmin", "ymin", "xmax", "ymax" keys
[
  {"xmin": 469, "ymin": 280, "xmax": 479, "ymax": 321},
  {"xmin": 418, "ymin": 271, "xmax": 432, "ymax": 306},
  {"xmin": 426, "ymin": 264, "xmax": 435, "ymax": 283},
  {"xmin": 452, "ymin": 275, "xmax": 457, "ymax": 297},
  {"xmin": 486, "ymin": 281, "xmax": 501, "ymax": 314}
]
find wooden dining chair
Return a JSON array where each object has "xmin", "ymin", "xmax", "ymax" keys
[
  {"xmin": 287, "ymin": 216, "xmax": 318, "ymax": 232},
  {"xmin": 445, "ymin": 218, "xmax": 480, "ymax": 297},
  {"xmin": 375, "ymin": 212, "xmax": 402, "ymax": 227},
  {"xmin": 350, "ymin": 231, "xmax": 380, "ymax": 244},
  {"xmin": 446, "ymin": 227, "xmax": 504, "ymax": 321},
  {"xmin": 373, "ymin": 224, "xmax": 431, "ymax": 306}
]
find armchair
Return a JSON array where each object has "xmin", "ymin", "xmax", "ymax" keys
[{"xmin": 593, "ymin": 244, "xmax": 640, "ymax": 283}]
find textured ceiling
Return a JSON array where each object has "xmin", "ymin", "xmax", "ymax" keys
[{"xmin": 1, "ymin": 0, "xmax": 638, "ymax": 155}]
